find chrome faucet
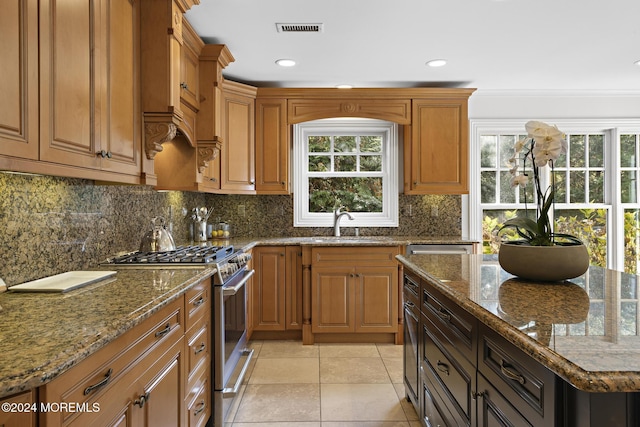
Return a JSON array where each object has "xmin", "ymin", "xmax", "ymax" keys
[{"xmin": 333, "ymin": 207, "xmax": 354, "ymax": 237}]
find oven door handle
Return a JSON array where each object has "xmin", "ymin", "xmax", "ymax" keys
[
  {"xmin": 222, "ymin": 348, "xmax": 254, "ymax": 397},
  {"xmin": 222, "ymin": 269, "xmax": 255, "ymax": 297}
]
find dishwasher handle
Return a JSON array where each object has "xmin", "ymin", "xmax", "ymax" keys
[{"xmin": 410, "ymin": 249, "xmax": 470, "ymax": 255}]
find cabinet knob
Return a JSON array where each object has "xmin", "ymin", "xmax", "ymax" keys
[
  {"xmin": 134, "ymin": 392, "xmax": 150, "ymax": 408},
  {"xmin": 180, "ymin": 82, "xmax": 189, "ymax": 90},
  {"xmin": 96, "ymin": 150, "xmax": 112, "ymax": 159},
  {"xmin": 249, "ymin": 180, "xmax": 255, "ymax": 185}
]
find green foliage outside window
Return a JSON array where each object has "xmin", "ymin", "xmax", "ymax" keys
[
  {"xmin": 483, "ymin": 208, "xmax": 640, "ymax": 274},
  {"xmin": 307, "ymin": 134, "xmax": 384, "ymax": 213}
]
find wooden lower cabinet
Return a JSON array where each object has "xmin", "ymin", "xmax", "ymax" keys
[
  {"xmin": 252, "ymin": 246, "xmax": 302, "ymax": 332},
  {"xmin": 310, "ymin": 246, "xmax": 400, "ymax": 340},
  {"xmin": 0, "ymin": 390, "xmax": 37, "ymax": 427},
  {"xmin": 38, "ymin": 278, "xmax": 212, "ymax": 427},
  {"xmin": 312, "ymin": 265, "xmax": 398, "ymax": 333}
]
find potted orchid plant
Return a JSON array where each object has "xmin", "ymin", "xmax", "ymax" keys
[{"xmin": 497, "ymin": 121, "xmax": 589, "ymax": 281}]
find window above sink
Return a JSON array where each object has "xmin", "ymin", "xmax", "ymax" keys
[{"xmin": 293, "ymin": 118, "xmax": 399, "ymax": 228}]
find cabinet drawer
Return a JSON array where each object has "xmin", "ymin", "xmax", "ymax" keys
[
  {"xmin": 422, "ymin": 312, "xmax": 474, "ymax": 425},
  {"xmin": 421, "ymin": 282, "xmax": 476, "ymax": 364},
  {"xmin": 477, "ymin": 373, "xmax": 532, "ymax": 427},
  {"xmin": 478, "ymin": 323, "xmax": 556, "ymax": 425},
  {"xmin": 312, "ymin": 246, "xmax": 400, "ymax": 266},
  {"xmin": 40, "ymin": 297, "xmax": 183, "ymax": 422},
  {"xmin": 186, "ymin": 362, "xmax": 210, "ymax": 427},
  {"xmin": 403, "ymin": 271, "xmax": 420, "ymax": 306},
  {"xmin": 420, "ymin": 363, "xmax": 458, "ymax": 427},
  {"xmin": 185, "ymin": 315, "xmax": 209, "ymax": 380},
  {"xmin": 185, "ymin": 278, "xmax": 210, "ymax": 331}
]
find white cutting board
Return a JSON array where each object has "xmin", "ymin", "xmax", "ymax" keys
[{"xmin": 10, "ymin": 271, "xmax": 117, "ymax": 293}]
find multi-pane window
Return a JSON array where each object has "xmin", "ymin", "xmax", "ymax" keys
[
  {"xmin": 293, "ymin": 119, "xmax": 398, "ymax": 227},
  {"xmin": 620, "ymin": 133, "xmax": 640, "ymax": 273}
]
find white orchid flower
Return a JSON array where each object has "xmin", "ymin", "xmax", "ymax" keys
[{"xmin": 510, "ymin": 174, "xmax": 529, "ymax": 187}]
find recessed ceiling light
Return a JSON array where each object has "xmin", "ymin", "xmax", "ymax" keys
[
  {"xmin": 275, "ymin": 59, "xmax": 296, "ymax": 67},
  {"xmin": 426, "ymin": 59, "xmax": 447, "ymax": 67},
  {"xmin": 635, "ymin": 59, "xmax": 640, "ymax": 67},
  {"xmin": 336, "ymin": 84, "xmax": 353, "ymax": 89}
]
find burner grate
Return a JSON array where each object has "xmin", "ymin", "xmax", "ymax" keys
[{"xmin": 107, "ymin": 245, "xmax": 234, "ymax": 265}]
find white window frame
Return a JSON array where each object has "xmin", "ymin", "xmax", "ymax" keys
[
  {"xmin": 293, "ymin": 118, "xmax": 399, "ymax": 228},
  {"xmin": 469, "ymin": 118, "xmax": 640, "ymax": 271}
]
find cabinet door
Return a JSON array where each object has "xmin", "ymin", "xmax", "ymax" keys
[
  {"xmin": 252, "ymin": 246, "xmax": 286, "ymax": 330},
  {"xmin": 180, "ymin": 23, "xmax": 200, "ymax": 111},
  {"xmin": 355, "ymin": 266, "xmax": 398, "ymax": 332},
  {"xmin": 407, "ymin": 99, "xmax": 469, "ymax": 194},
  {"xmin": 312, "ymin": 266, "xmax": 354, "ymax": 333},
  {"xmin": 221, "ymin": 83, "xmax": 256, "ymax": 193},
  {"xmin": 100, "ymin": 0, "xmax": 141, "ymax": 176},
  {"xmin": 136, "ymin": 339, "xmax": 184, "ymax": 427},
  {"xmin": 0, "ymin": 0, "xmax": 38, "ymax": 160},
  {"xmin": 39, "ymin": 0, "xmax": 101, "ymax": 169},
  {"xmin": 0, "ymin": 391, "xmax": 36, "ymax": 427},
  {"xmin": 285, "ymin": 246, "xmax": 303, "ymax": 330},
  {"xmin": 255, "ymin": 98, "xmax": 289, "ymax": 194}
]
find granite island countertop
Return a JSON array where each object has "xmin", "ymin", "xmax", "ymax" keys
[
  {"xmin": 396, "ymin": 253, "xmax": 640, "ymax": 393},
  {"xmin": 0, "ymin": 267, "xmax": 214, "ymax": 398}
]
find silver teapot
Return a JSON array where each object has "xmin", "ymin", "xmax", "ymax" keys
[{"xmin": 140, "ymin": 216, "xmax": 176, "ymax": 252}]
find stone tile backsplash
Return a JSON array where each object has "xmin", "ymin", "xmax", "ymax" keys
[{"xmin": 0, "ymin": 173, "xmax": 461, "ymax": 286}]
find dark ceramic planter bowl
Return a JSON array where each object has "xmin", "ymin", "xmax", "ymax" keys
[{"xmin": 498, "ymin": 242, "xmax": 590, "ymax": 282}]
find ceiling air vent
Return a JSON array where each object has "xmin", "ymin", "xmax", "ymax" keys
[{"xmin": 276, "ymin": 23, "xmax": 324, "ymax": 33}]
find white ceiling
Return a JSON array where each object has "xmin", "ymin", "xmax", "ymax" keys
[{"xmin": 184, "ymin": 0, "xmax": 640, "ymax": 92}]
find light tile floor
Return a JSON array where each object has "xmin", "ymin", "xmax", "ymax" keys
[{"xmin": 226, "ymin": 340, "xmax": 421, "ymax": 427}]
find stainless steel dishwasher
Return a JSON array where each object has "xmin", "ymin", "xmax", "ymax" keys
[{"xmin": 406, "ymin": 244, "xmax": 474, "ymax": 255}]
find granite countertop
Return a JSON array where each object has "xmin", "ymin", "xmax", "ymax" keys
[
  {"xmin": 219, "ymin": 235, "xmax": 476, "ymax": 250},
  {"xmin": 397, "ymin": 253, "xmax": 640, "ymax": 393},
  {"xmin": 0, "ymin": 267, "xmax": 214, "ymax": 398},
  {"xmin": 0, "ymin": 235, "xmax": 474, "ymax": 399}
]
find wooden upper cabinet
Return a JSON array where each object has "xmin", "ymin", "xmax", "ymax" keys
[
  {"xmin": 405, "ymin": 98, "xmax": 471, "ymax": 194},
  {"xmin": 255, "ymin": 97, "xmax": 289, "ymax": 194},
  {"xmin": 0, "ymin": 0, "xmax": 38, "ymax": 160},
  {"xmin": 39, "ymin": 0, "xmax": 141, "ymax": 177},
  {"xmin": 221, "ymin": 81, "xmax": 257, "ymax": 193},
  {"xmin": 180, "ymin": 20, "xmax": 202, "ymax": 112}
]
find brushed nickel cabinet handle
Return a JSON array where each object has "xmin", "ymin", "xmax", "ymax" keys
[
  {"xmin": 436, "ymin": 308, "xmax": 451, "ymax": 322},
  {"xmin": 83, "ymin": 368, "xmax": 113, "ymax": 395},
  {"xmin": 194, "ymin": 342, "xmax": 206, "ymax": 354},
  {"xmin": 500, "ymin": 360, "xmax": 526, "ymax": 385},
  {"xmin": 155, "ymin": 323, "xmax": 171, "ymax": 338},
  {"xmin": 194, "ymin": 400, "xmax": 206, "ymax": 416},
  {"xmin": 436, "ymin": 360, "xmax": 450, "ymax": 376}
]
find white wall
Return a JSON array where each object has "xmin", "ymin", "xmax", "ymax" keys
[{"xmin": 469, "ymin": 90, "xmax": 640, "ymax": 119}]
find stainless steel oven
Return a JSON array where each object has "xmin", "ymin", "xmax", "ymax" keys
[
  {"xmin": 102, "ymin": 244, "xmax": 255, "ymax": 426},
  {"xmin": 212, "ymin": 251, "xmax": 254, "ymax": 426}
]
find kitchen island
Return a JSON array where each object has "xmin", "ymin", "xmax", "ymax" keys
[{"xmin": 397, "ymin": 253, "xmax": 640, "ymax": 426}]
